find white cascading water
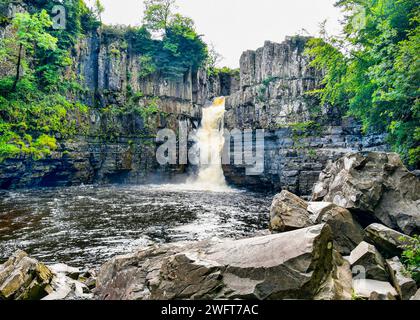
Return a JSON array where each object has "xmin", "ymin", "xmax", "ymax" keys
[
  {"xmin": 191, "ymin": 96, "xmax": 229, "ymax": 190},
  {"xmin": 152, "ymin": 97, "xmax": 232, "ymax": 192}
]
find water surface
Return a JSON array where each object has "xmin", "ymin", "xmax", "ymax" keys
[{"xmin": 0, "ymin": 185, "xmax": 271, "ymax": 268}]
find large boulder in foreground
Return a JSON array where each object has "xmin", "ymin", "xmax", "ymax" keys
[
  {"xmin": 0, "ymin": 250, "xmax": 54, "ymax": 300},
  {"xmin": 312, "ymin": 152, "xmax": 420, "ymax": 235},
  {"xmin": 95, "ymin": 224, "xmax": 335, "ymax": 300}
]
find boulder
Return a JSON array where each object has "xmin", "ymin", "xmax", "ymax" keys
[
  {"xmin": 269, "ymin": 190, "xmax": 312, "ymax": 232},
  {"xmin": 308, "ymin": 202, "xmax": 364, "ymax": 255},
  {"xmin": 96, "ymin": 224, "xmax": 335, "ymax": 300},
  {"xmin": 349, "ymin": 242, "xmax": 389, "ymax": 281},
  {"xmin": 315, "ymin": 250, "xmax": 353, "ymax": 300},
  {"xmin": 352, "ymin": 279, "xmax": 398, "ymax": 300},
  {"xmin": 312, "ymin": 152, "xmax": 420, "ymax": 235},
  {"xmin": 386, "ymin": 257, "xmax": 417, "ymax": 300},
  {"xmin": 0, "ymin": 250, "xmax": 54, "ymax": 300},
  {"xmin": 365, "ymin": 223, "xmax": 413, "ymax": 258}
]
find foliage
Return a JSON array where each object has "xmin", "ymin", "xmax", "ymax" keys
[
  {"xmin": 0, "ymin": 94, "xmax": 88, "ymax": 161},
  {"xmin": 0, "ymin": 0, "xmax": 209, "ymax": 162},
  {"xmin": 131, "ymin": 0, "xmax": 208, "ymax": 79},
  {"xmin": 4, "ymin": 10, "xmax": 58, "ymax": 90},
  {"xmin": 205, "ymin": 44, "xmax": 223, "ymax": 74},
  {"xmin": 290, "ymin": 121, "xmax": 322, "ymax": 137},
  {"xmin": 208, "ymin": 66, "xmax": 240, "ymax": 79},
  {"xmin": 400, "ymin": 235, "xmax": 420, "ymax": 284},
  {"xmin": 305, "ymin": 0, "xmax": 420, "ymax": 168},
  {"xmin": 143, "ymin": 0, "xmax": 175, "ymax": 34}
]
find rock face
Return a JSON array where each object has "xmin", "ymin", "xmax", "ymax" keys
[
  {"xmin": 0, "ymin": 250, "xmax": 54, "ymax": 300},
  {"xmin": 95, "ymin": 224, "xmax": 335, "ymax": 300},
  {"xmin": 364, "ymin": 223, "xmax": 413, "ymax": 259},
  {"xmin": 223, "ymin": 38, "xmax": 387, "ymax": 194},
  {"xmin": 0, "ymin": 5, "xmax": 235, "ymax": 189},
  {"xmin": 312, "ymin": 152, "xmax": 420, "ymax": 235},
  {"xmin": 270, "ymin": 190, "xmax": 312, "ymax": 232},
  {"xmin": 0, "ymin": 7, "xmax": 387, "ymax": 193},
  {"xmin": 349, "ymin": 242, "xmax": 389, "ymax": 281},
  {"xmin": 0, "ymin": 34, "xmax": 233, "ymax": 189}
]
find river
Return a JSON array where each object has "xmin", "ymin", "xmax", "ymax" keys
[{"xmin": 0, "ymin": 185, "xmax": 271, "ymax": 268}]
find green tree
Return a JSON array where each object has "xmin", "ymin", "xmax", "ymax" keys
[
  {"xmin": 135, "ymin": 0, "xmax": 208, "ymax": 78},
  {"xmin": 306, "ymin": 0, "xmax": 420, "ymax": 167},
  {"xmin": 8, "ymin": 10, "xmax": 57, "ymax": 91},
  {"xmin": 143, "ymin": 0, "xmax": 175, "ymax": 35},
  {"xmin": 93, "ymin": 0, "xmax": 105, "ymax": 22}
]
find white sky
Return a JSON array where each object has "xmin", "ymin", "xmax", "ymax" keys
[{"xmin": 86, "ymin": 0, "xmax": 344, "ymax": 68}]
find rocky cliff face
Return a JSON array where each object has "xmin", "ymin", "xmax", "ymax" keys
[
  {"xmin": 0, "ymin": 20, "xmax": 233, "ymax": 188},
  {"xmin": 0, "ymin": 1, "xmax": 386, "ymax": 191},
  {"xmin": 222, "ymin": 37, "xmax": 387, "ymax": 195}
]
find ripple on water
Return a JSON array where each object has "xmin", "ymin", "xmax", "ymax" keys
[{"xmin": 0, "ymin": 185, "xmax": 271, "ymax": 268}]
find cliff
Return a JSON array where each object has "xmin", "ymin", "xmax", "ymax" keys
[
  {"xmin": 222, "ymin": 38, "xmax": 387, "ymax": 195},
  {"xmin": 0, "ymin": 2, "xmax": 387, "ymax": 193},
  {"xmin": 0, "ymin": 3, "xmax": 232, "ymax": 188}
]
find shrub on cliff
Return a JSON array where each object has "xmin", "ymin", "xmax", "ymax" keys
[{"xmin": 130, "ymin": 0, "xmax": 208, "ymax": 79}]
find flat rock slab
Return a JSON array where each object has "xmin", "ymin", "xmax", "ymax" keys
[
  {"xmin": 95, "ymin": 224, "xmax": 335, "ymax": 300},
  {"xmin": 353, "ymin": 279, "xmax": 398, "ymax": 300}
]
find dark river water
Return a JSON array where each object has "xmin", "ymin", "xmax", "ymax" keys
[{"xmin": 0, "ymin": 184, "xmax": 271, "ymax": 268}]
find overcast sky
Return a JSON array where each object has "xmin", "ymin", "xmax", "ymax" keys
[{"xmin": 86, "ymin": 0, "xmax": 344, "ymax": 68}]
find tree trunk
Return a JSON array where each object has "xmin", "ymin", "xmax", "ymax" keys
[{"xmin": 12, "ymin": 43, "xmax": 23, "ymax": 91}]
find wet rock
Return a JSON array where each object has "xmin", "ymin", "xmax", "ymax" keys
[
  {"xmin": 353, "ymin": 279, "xmax": 398, "ymax": 300},
  {"xmin": 0, "ymin": 250, "xmax": 54, "ymax": 300},
  {"xmin": 312, "ymin": 152, "xmax": 420, "ymax": 235},
  {"xmin": 386, "ymin": 257, "xmax": 417, "ymax": 300},
  {"xmin": 308, "ymin": 202, "xmax": 364, "ymax": 255},
  {"xmin": 349, "ymin": 242, "xmax": 389, "ymax": 281},
  {"xmin": 364, "ymin": 223, "xmax": 413, "ymax": 259},
  {"xmin": 96, "ymin": 224, "xmax": 335, "ymax": 300},
  {"xmin": 269, "ymin": 190, "xmax": 312, "ymax": 232}
]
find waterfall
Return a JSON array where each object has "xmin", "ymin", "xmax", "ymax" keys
[{"xmin": 186, "ymin": 96, "xmax": 230, "ymax": 191}]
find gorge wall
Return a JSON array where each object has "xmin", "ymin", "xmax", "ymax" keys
[
  {"xmin": 0, "ymin": 2, "xmax": 235, "ymax": 189},
  {"xmin": 0, "ymin": 2, "xmax": 387, "ymax": 193},
  {"xmin": 222, "ymin": 38, "xmax": 387, "ymax": 195}
]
